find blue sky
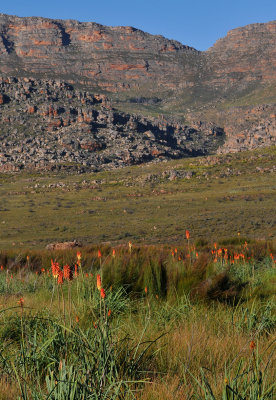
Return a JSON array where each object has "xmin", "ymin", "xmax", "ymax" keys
[{"xmin": 1, "ymin": 0, "xmax": 275, "ymax": 50}]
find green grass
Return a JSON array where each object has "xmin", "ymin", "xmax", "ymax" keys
[
  {"xmin": 0, "ymin": 244, "xmax": 275, "ymax": 399},
  {"xmin": 0, "ymin": 147, "xmax": 275, "ymax": 249}
]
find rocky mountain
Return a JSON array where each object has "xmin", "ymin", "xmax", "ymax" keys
[
  {"xmin": 0, "ymin": 13, "xmax": 199, "ymax": 92},
  {"xmin": 0, "ymin": 14, "xmax": 275, "ymax": 171},
  {"xmin": 0, "ymin": 76, "xmax": 224, "ymax": 172}
]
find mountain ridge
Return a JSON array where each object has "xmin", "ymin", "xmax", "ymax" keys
[{"xmin": 0, "ymin": 14, "xmax": 275, "ymax": 172}]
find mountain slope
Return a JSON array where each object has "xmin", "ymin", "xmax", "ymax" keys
[{"xmin": 0, "ymin": 14, "xmax": 275, "ymax": 166}]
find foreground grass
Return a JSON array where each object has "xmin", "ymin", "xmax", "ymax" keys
[
  {"xmin": 0, "ymin": 146, "xmax": 275, "ymax": 249},
  {"xmin": 0, "ymin": 242, "xmax": 275, "ymax": 399}
]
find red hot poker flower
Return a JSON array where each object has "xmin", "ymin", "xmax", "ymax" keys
[
  {"xmin": 18, "ymin": 297, "xmax": 24, "ymax": 307},
  {"xmin": 51, "ymin": 260, "xmax": 60, "ymax": 279},
  {"xmin": 98, "ymin": 250, "xmax": 102, "ymax": 258},
  {"xmin": 63, "ymin": 265, "xmax": 71, "ymax": 280},
  {"xmin": 100, "ymin": 288, "xmax": 106, "ymax": 299},
  {"xmin": 250, "ymin": 340, "xmax": 256, "ymax": 351},
  {"xmin": 57, "ymin": 270, "xmax": 63, "ymax": 285},
  {"xmin": 185, "ymin": 230, "xmax": 190, "ymax": 240},
  {"xmin": 97, "ymin": 274, "xmax": 102, "ymax": 290}
]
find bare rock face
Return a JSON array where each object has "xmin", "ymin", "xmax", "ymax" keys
[
  {"xmin": 0, "ymin": 14, "xmax": 199, "ymax": 92},
  {"xmin": 0, "ymin": 14, "xmax": 275, "ymax": 169},
  {"xmin": 0, "ymin": 14, "xmax": 275, "ymax": 94},
  {"xmin": 0, "ymin": 76, "xmax": 225, "ymax": 172},
  {"xmin": 206, "ymin": 22, "xmax": 276, "ymax": 87}
]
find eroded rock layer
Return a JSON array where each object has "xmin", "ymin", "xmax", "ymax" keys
[
  {"xmin": 0, "ymin": 14, "xmax": 275, "ymax": 169},
  {"xmin": 0, "ymin": 14, "xmax": 275, "ymax": 92},
  {"xmin": 0, "ymin": 77, "xmax": 224, "ymax": 172}
]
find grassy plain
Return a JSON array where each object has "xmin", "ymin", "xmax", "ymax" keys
[
  {"xmin": 0, "ymin": 244, "xmax": 275, "ymax": 399},
  {"xmin": 0, "ymin": 146, "xmax": 275, "ymax": 249},
  {"xmin": 0, "ymin": 145, "xmax": 275, "ymax": 398}
]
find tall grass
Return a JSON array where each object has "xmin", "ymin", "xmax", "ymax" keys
[{"xmin": 0, "ymin": 241, "xmax": 275, "ymax": 399}]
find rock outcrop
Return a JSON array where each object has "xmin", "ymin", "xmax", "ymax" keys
[
  {"xmin": 0, "ymin": 14, "xmax": 275, "ymax": 170},
  {"xmin": 206, "ymin": 22, "xmax": 276, "ymax": 87},
  {"xmin": 0, "ymin": 76, "xmax": 225, "ymax": 172},
  {"xmin": 0, "ymin": 13, "xmax": 199, "ymax": 92},
  {"xmin": 0, "ymin": 14, "xmax": 275, "ymax": 93}
]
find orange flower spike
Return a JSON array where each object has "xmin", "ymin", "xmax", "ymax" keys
[
  {"xmin": 0, "ymin": 265, "xmax": 3, "ymax": 270},
  {"xmin": 196, "ymin": 252, "xmax": 199, "ymax": 258},
  {"xmin": 97, "ymin": 274, "xmax": 102, "ymax": 290},
  {"xmin": 214, "ymin": 243, "xmax": 217, "ymax": 249},
  {"xmin": 112, "ymin": 249, "xmax": 116, "ymax": 257},
  {"xmin": 85, "ymin": 273, "xmax": 89, "ymax": 278},
  {"xmin": 144, "ymin": 286, "xmax": 148, "ymax": 294},
  {"xmin": 63, "ymin": 264, "xmax": 70, "ymax": 280},
  {"xmin": 250, "ymin": 340, "xmax": 256, "ymax": 351},
  {"xmin": 171, "ymin": 251, "xmax": 174, "ymax": 257},
  {"xmin": 51, "ymin": 261, "xmax": 60, "ymax": 278},
  {"xmin": 57, "ymin": 270, "xmax": 63, "ymax": 285},
  {"xmin": 75, "ymin": 315, "xmax": 80, "ymax": 323},
  {"xmin": 100, "ymin": 288, "xmax": 106, "ymax": 299},
  {"xmin": 98, "ymin": 249, "xmax": 102, "ymax": 258},
  {"xmin": 41, "ymin": 268, "xmax": 45, "ymax": 273},
  {"xmin": 108, "ymin": 309, "xmax": 112, "ymax": 317},
  {"xmin": 76, "ymin": 251, "xmax": 81, "ymax": 261},
  {"xmin": 185, "ymin": 230, "xmax": 190, "ymax": 240},
  {"xmin": 74, "ymin": 264, "xmax": 78, "ymax": 277},
  {"xmin": 174, "ymin": 248, "xmax": 177, "ymax": 254},
  {"xmin": 18, "ymin": 297, "xmax": 24, "ymax": 307}
]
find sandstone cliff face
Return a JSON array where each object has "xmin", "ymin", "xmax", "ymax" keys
[
  {"xmin": 0, "ymin": 14, "xmax": 275, "ymax": 94},
  {"xmin": 0, "ymin": 13, "xmax": 199, "ymax": 91},
  {"xmin": 0, "ymin": 14, "xmax": 275, "ymax": 168},
  {"xmin": 206, "ymin": 21, "xmax": 276, "ymax": 88}
]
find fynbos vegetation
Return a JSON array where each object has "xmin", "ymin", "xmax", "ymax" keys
[{"xmin": 0, "ymin": 240, "xmax": 275, "ymax": 399}]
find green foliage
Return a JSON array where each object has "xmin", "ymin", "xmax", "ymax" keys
[
  {"xmin": 193, "ymin": 348, "xmax": 276, "ymax": 400},
  {"xmin": 0, "ymin": 244, "xmax": 275, "ymax": 399},
  {"xmin": 0, "ymin": 147, "xmax": 275, "ymax": 248}
]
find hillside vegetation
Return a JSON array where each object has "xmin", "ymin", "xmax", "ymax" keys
[{"xmin": 0, "ymin": 147, "xmax": 275, "ymax": 249}]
